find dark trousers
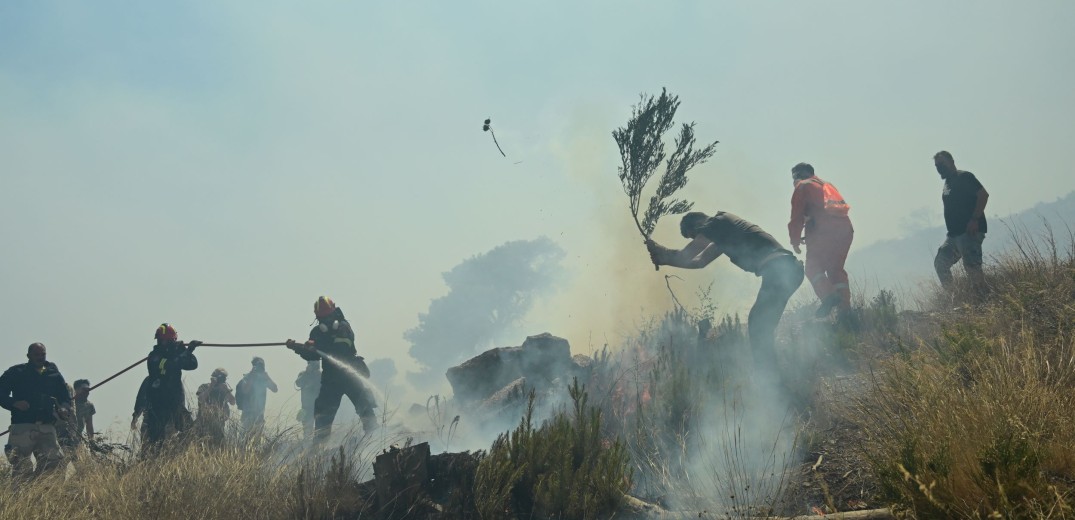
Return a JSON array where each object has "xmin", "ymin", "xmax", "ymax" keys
[
  {"xmin": 313, "ymin": 376, "xmax": 376, "ymax": 440},
  {"xmin": 748, "ymin": 255, "xmax": 805, "ymax": 369},
  {"xmin": 144, "ymin": 400, "xmax": 189, "ymax": 448}
]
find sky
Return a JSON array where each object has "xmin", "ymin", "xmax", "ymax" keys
[{"xmin": 2, "ymin": 1, "xmax": 1075, "ymax": 432}]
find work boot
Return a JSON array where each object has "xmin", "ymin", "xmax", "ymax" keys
[{"xmin": 815, "ymin": 293, "xmax": 842, "ymax": 318}]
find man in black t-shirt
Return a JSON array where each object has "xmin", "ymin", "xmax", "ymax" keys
[
  {"xmin": 647, "ymin": 212, "xmax": 804, "ymax": 370},
  {"xmin": 934, "ymin": 151, "xmax": 989, "ymax": 290}
]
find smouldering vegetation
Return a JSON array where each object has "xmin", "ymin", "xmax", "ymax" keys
[{"xmin": 3, "ymin": 234, "xmax": 1075, "ymax": 519}]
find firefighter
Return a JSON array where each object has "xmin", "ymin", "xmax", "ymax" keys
[
  {"xmin": 286, "ymin": 297, "xmax": 377, "ymax": 443},
  {"xmin": 787, "ymin": 162, "xmax": 854, "ymax": 318},
  {"xmin": 132, "ymin": 323, "xmax": 200, "ymax": 451}
]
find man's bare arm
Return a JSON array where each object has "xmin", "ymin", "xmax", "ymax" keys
[
  {"xmin": 688, "ymin": 242, "xmax": 723, "ymax": 268},
  {"xmin": 967, "ymin": 187, "xmax": 989, "ymax": 235},
  {"xmin": 655, "ymin": 236, "xmax": 716, "ymax": 269},
  {"xmin": 974, "ymin": 187, "xmax": 989, "ymax": 218}
]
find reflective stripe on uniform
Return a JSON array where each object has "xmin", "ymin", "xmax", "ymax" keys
[{"xmin": 333, "ymin": 337, "xmax": 354, "ymax": 347}]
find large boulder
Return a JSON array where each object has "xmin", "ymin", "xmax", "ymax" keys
[
  {"xmin": 446, "ymin": 333, "xmax": 574, "ymax": 404},
  {"xmin": 476, "ymin": 376, "xmax": 528, "ymax": 418}
]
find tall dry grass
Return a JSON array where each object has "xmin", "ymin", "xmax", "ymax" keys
[
  {"xmin": 839, "ymin": 231, "xmax": 1075, "ymax": 519},
  {"xmin": 0, "ymin": 427, "xmax": 379, "ymax": 520}
]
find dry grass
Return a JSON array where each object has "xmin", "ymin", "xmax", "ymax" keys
[
  {"xmin": 838, "ymin": 232, "xmax": 1075, "ymax": 519},
  {"xmin": 0, "ymin": 427, "xmax": 379, "ymax": 520},
  {"xmin": 6, "ymin": 230, "xmax": 1074, "ymax": 520}
]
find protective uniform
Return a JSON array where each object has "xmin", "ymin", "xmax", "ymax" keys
[
  {"xmin": 138, "ymin": 324, "xmax": 199, "ymax": 449},
  {"xmin": 788, "ymin": 176, "xmax": 854, "ymax": 313},
  {"xmin": 290, "ymin": 298, "xmax": 377, "ymax": 442}
]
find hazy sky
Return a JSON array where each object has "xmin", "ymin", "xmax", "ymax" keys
[{"xmin": 3, "ymin": 1, "xmax": 1074, "ymax": 431}]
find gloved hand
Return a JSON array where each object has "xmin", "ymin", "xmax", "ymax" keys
[
  {"xmin": 287, "ymin": 339, "xmax": 313, "ymax": 353},
  {"xmin": 187, "ymin": 340, "xmax": 203, "ymax": 351}
]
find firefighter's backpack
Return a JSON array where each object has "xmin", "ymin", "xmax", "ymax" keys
[{"xmin": 235, "ymin": 377, "xmax": 250, "ymax": 412}]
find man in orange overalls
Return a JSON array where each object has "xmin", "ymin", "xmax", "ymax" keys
[{"xmin": 787, "ymin": 163, "xmax": 854, "ymax": 318}]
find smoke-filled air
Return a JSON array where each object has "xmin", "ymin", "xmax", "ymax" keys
[
  {"xmin": 3, "ymin": 2, "xmax": 1075, "ymax": 519},
  {"xmin": 404, "ymin": 237, "xmax": 565, "ymax": 392}
]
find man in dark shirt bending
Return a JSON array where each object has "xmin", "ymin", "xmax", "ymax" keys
[
  {"xmin": 934, "ymin": 151, "xmax": 989, "ymax": 291},
  {"xmin": 646, "ymin": 212, "xmax": 805, "ymax": 370}
]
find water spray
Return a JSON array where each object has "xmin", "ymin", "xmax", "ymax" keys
[{"xmin": 312, "ymin": 348, "xmax": 386, "ymax": 408}]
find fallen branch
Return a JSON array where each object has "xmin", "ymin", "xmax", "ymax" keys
[{"xmin": 620, "ymin": 495, "xmax": 894, "ymax": 519}]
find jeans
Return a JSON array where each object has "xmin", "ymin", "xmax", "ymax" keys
[
  {"xmin": 749, "ymin": 254, "xmax": 805, "ymax": 369},
  {"xmin": 935, "ymin": 233, "xmax": 985, "ymax": 287}
]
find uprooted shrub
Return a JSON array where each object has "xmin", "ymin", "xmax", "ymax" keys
[{"xmin": 474, "ymin": 379, "xmax": 631, "ymax": 520}]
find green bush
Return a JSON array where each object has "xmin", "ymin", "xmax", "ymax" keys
[{"xmin": 474, "ymin": 379, "xmax": 631, "ymax": 520}]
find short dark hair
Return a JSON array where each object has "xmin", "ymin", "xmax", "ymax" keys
[
  {"xmin": 680, "ymin": 212, "xmax": 710, "ymax": 239},
  {"xmin": 74, "ymin": 379, "xmax": 91, "ymax": 389},
  {"xmin": 934, "ymin": 150, "xmax": 953, "ymax": 162},
  {"xmin": 792, "ymin": 162, "xmax": 814, "ymax": 177}
]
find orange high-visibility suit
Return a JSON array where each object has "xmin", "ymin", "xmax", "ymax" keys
[{"xmin": 788, "ymin": 177, "xmax": 854, "ymax": 309}]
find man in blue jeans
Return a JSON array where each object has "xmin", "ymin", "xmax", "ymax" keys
[
  {"xmin": 933, "ymin": 151, "xmax": 989, "ymax": 292},
  {"xmin": 647, "ymin": 211, "xmax": 805, "ymax": 370}
]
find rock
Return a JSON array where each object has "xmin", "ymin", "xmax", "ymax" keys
[
  {"xmin": 446, "ymin": 333, "xmax": 574, "ymax": 404},
  {"xmin": 477, "ymin": 377, "xmax": 529, "ymax": 417},
  {"xmin": 571, "ymin": 354, "xmax": 594, "ymax": 380}
]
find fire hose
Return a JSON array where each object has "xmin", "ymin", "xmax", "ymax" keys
[{"xmin": 0, "ymin": 342, "xmax": 290, "ymax": 438}]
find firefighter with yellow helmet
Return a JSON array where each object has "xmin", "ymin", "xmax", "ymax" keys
[{"xmin": 286, "ymin": 297, "xmax": 377, "ymax": 442}]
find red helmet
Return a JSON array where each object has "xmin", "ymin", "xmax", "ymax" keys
[
  {"xmin": 155, "ymin": 323, "xmax": 178, "ymax": 342},
  {"xmin": 314, "ymin": 296, "xmax": 336, "ymax": 319}
]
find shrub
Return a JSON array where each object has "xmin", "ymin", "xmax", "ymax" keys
[
  {"xmin": 839, "ymin": 234, "xmax": 1075, "ymax": 518},
  {"xmin": 474, "ymin": 379, "xmax": 631, "ymax": 519}
]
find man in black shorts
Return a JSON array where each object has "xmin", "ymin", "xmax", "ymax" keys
[{"xmin": 647, "ymin": 212, "xmax": 805, "ymax": 369}]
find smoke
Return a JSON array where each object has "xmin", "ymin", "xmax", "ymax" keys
[
  {"xmin": 404, "ymin": 237, "xmax": 565, "ymax": 391},
  {"xmin": 366, "ymin": 358, "xmax": 397, "ymax": 392}
]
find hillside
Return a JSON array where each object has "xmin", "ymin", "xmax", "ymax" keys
[
  {"xmin": 848, "ymin": 191, "xmax": 1075, "ymax": 296},
  {"xmin": 3, "ymin": 235, "xmax": 1075, "ymax": 519}
]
